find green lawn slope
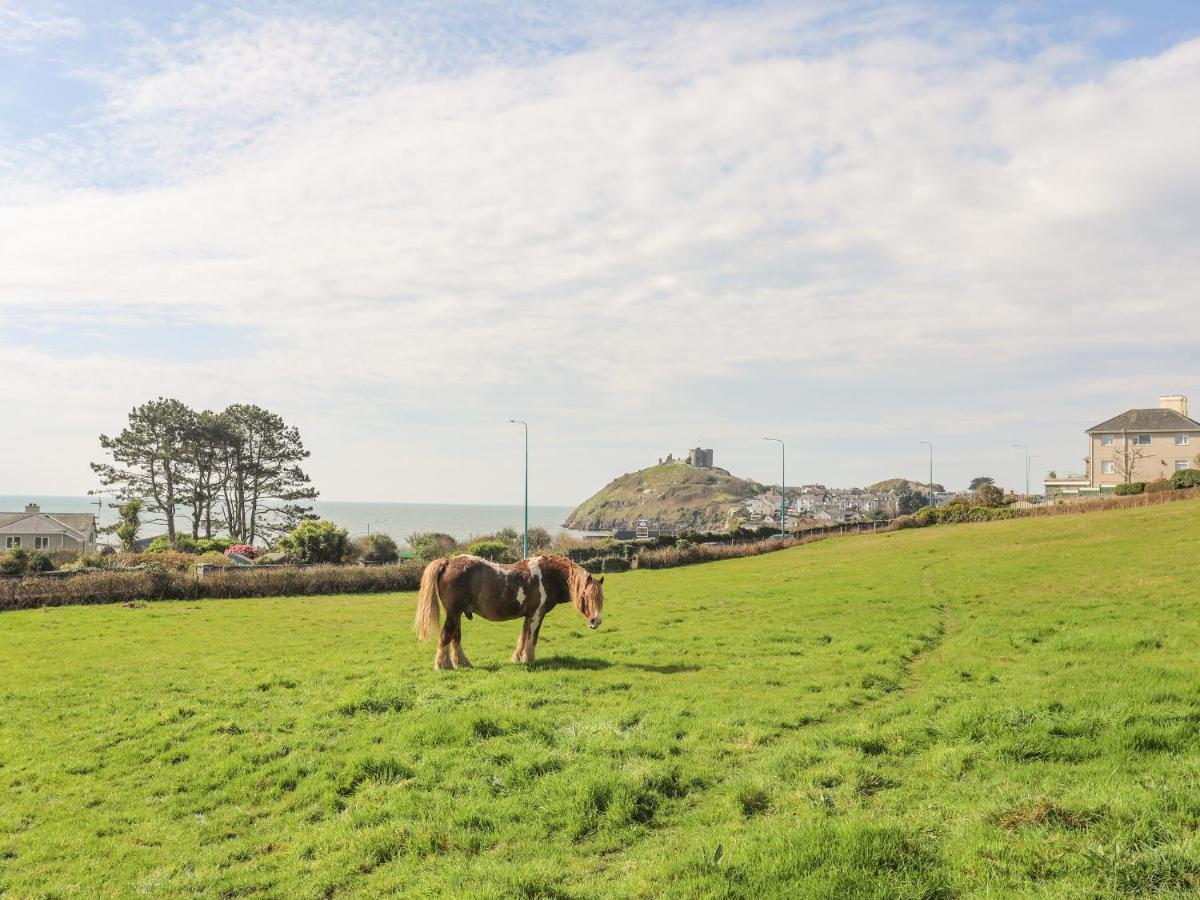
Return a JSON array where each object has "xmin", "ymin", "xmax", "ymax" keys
[
  {"xmin": 3, "ymin": 500, "xmax": 1200, "ymax": 896},
  {"xmin": 564, "ymin": 461, "xmax": 764, "ymax": 530}
]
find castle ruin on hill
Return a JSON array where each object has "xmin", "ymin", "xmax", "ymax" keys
[{"xmin": 658, "ymin": 447, "xmax": 715, "ymax": 468}]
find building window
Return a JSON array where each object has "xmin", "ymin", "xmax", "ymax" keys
[
  {"xmin": 1176, "ymin": 433, "xmax": 1191, "ymax": 446},
  {"xmin": 5, "ymin": 537, "xmax": 20, "ymax": 549},
  {"xmin": 1101, "ymin": 460, "xmax": 1116, "ymax": 475},
  {"xmin": 1100, "ymin": 434, "xmax": 1115, "ymax": 446},
  {"xmin": 1177, "ymin": 460, "xmax": 1191, "ymax": 472},
  {"xmin": 1132, "ymin": 433, "xmax": 1151, "ymax": 445},
  {"xmin": 34, "ymin": 537, "xmax": 50, "ymax": 549}
]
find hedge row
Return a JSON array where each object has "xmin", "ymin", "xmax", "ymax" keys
[
  {"xmin": 0, "ymin": 562, "xmax": 426, "ymax": 611},
  {"xmin": 635, "ymin": 536, "xmax": 813, "ymax": 570}
]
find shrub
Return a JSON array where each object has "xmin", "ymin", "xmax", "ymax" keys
[
  {"xmin": 26, "ymin": 553, "xmax": 54, "ymax": 573},
  {"xmin": 913, "ymin": 507, "xmax": 938, "ymax": 527},
  {"xmin": 356, "ymin": 533, "xmax": 399, "ymax": 564},
  {"xmin": 408, "ymin": 532, "xmax": 457, "ymax": 562},
  {"xmin": 891, "ymin": 515, "xmax": 918, "ymax": 530},
  {"xmin": 224, "ymin": 544, "xmax": 258, "ymax": 559},
  {"xmin": 1114, "ymin": 482, "xmax": 1145, "ymax": 496},
  {"xmin": 528, "ymin": 526, "xmax": 553, "ymax": 553},
  {"xmin": 146, "ymin": 534, "xmax": 199, "ymax": 553},
  {"xmin": 974, "ymin": 484, "xmax": 1005, "ymax": 508},
  {"xmin": 1171, "ymin": 468, "xmax": 1200, "ymax": 489},
  {"xmin": 0, "ymin": 548, "xmax": 29, "ymax": 576},
  {"xmin": 1145, "ymin": 479, "xmax": 1174, "ymax": 494},
  {"xmin": 196, "ymin": 537, "xmax": 233, "ymax": 554},
  {"xmin": 581, "ymin": 555, "xmax": 631, "ymax": 574},
  {"xmin": 193, "ymin": 551, "xmax": 232, "ymax": 568},
  {"xmin": 467, "ymin": 540, "xmax": 513, "ymax": 562},
  {"xmin": 276, "ymin": 520, "xmax": 350, "ymax": 564},
  {"xmin": 61, "ymin": 551, "xmax": 108, "ymax": 571},
  {"xmin": 0, "ymin": 561, "xmax": 427, "ymax": 610}
]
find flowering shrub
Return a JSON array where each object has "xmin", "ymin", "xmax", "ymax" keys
[{"xmin": 225, "ymin": 544, "xmax": 258, "ymax": 559}]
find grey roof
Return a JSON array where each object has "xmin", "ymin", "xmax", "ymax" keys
[
  {"xmin": 1087, "ymin": 408, "xmax": 1200, "ymax": 434},
  {"xmin": 0, "ymin": 512, "xmax": 95, "ymax": 539}
]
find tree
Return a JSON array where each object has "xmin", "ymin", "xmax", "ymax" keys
[
  {"xmin": 974, "ymin": 484, "xmax": 1004, "ymax": 508},
  {"xmin": 276, "ymin": 520, "xmax": 348, "ymax": 563},
  {"xmin": 968, "ymin": 476, "xmax": 995, "ymax": 491},
  {"xmin": 527, "ymin": 526, "xmax": 553, "ymax": 553},
  {"xmin": 1112, "ymin": 432, "xmax": 1147, "ymax": 484},
  {"xmin": 894, "ymin": 481, "xmax": 927, "ymax": 515},
  {"xmin": 114, "ymin": 498, "xmax": 143, "ymax": 552},
  {"xmin": 218, "ymin": 404, "xmax": 318, "ymax": 544},
  {"xmin": 181, "ymin": 410, "xmax": 233, "ymax": 540},
  {"xmin": 408, "ymin": 532, "xmax": 457, "ymax": 562},
  {"xmin": 356, "ymin": 533, "xmax": 400, "ymax": 564},
  {"xmin": 92, "ymin": 398, "xmax": 195, "ymax": 542},
  {"xmin": 468, "ymin": 539, "xmax": 512, "ymax": 562}
]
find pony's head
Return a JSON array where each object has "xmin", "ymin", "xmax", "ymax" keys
[{"xmin": 569, "ymin": 562, "xmax": 605, "ymax": 629}]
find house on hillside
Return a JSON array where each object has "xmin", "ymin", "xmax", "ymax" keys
[
  {"xmin": 1045, "ymin": 395, "xmax": 1200, "ymax": 496},
  {"xmin": 0, "ymin": 503, "xmax": 97, "ymax": 553}
]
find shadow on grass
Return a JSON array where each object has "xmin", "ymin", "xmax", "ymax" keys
[
  {"xmin": 623, "ymin": 662, "xmax": 702, "ymax": 674},
  {"xmin": 531, "ymin": 656, "xmax": 614, "ymax": 671}
]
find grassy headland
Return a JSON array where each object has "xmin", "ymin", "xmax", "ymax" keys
[
  {"xmin": 2, "ymin": 499, "xmax": 1200, "ymax": 896},
  {"xmin": 564, "ymin": 461, "xmax": 764, "ymax": 531}
]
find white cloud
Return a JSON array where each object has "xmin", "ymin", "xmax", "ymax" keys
[
  {"xmin": 2, "ymin": 3, "xmax": 1199, "ymax": 501},
  {"xmin": 0, "ymin": 0, "xmax": 82, "ymax": 52}
]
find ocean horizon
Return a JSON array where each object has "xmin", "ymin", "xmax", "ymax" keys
[{"xmin": 0, "ymin": 495, "xmax": 580, "ymax": 543}]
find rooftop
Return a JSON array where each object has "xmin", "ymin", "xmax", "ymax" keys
[{"xmin": 1087, "ymin": 408, "xmax": 1200, "ymax": 434}]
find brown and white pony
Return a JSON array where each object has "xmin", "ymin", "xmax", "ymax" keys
[{"xmin": 414, "ymin": 554, "xmax": 604, "ymax": 670}]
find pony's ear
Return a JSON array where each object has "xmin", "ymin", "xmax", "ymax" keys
[{"xmin": 596, "ymin": 575, "xmax": 604, "ymax": 584}]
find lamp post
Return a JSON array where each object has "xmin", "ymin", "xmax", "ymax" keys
[
  {"xmin": 509, "ymin": 419, "xmax": 529, "ymax": 559},
  {"xmin": 920, "ymin": 441, "xmax": 934, "ymax": 509},
  {"xmin": 1013, "ymin": 443, "xmax": 1030, "ymax": 497},
  {"xmin": 765, "ymin": 437, "xmax": 785, "ymax": 537}
]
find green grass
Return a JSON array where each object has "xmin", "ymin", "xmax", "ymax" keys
[{"xmin": 3, "ymin": 501, "xmax": 1200, "ymax": 897}]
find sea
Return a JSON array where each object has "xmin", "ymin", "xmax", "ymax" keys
[{"xmin": 0, "ymin": 495, "xmax": 579, "ymax": 543}]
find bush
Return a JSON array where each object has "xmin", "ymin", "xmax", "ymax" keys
[
  {"xmin": 1114, "ymin": 482, "xmax": 1145, "ymax": 496},
  {"xmin": 974, "ymin": 484, "xmax": 1005, "ymax": 508},
  {"xmin": 0, "ymin": 561, "xmax": 428, "ymax": 610},
  {"xmin": 356, "ymin": 533, "xmax": 399, "ymax": 564},
  {"xmin": 891, "ymin": 515, "xmax": 918, "ymax": 530},
  {"xmin": 408, "ymin": 532, "xmax": 457, "ymax": 562},
  {"xmin": 26, "ymin": 552, "xmax": 54, "ymax": 573},
  {"xmin": 0, "ymin": 548, "xmax": 29, "ymax": 576},
  {"xmin": 467, "ymin": 539, "xmax": 513, "ymax": 562},
  {"xmin": 1145, "ymin": 479, "xmax": 1175, "ymax": 494},
  {"xmin": 1171, "ymin": 468, "xmax": 1200, "ymax": 489},
  {"xmin": 276, "ymin": 520, "xmax": 350, "ymax": 564},
  {"xmin": 196, "ymin": 537, "xmax": 233, "ymax": 554},
  {"xmin": 580, "ymin": 555, "xmax": 631, "ymax": 574},
  {"xmin": 61, "ymin": 551, "xmax": 108, "ymax": 572},
  {"xmin": 146, "ymin": 534, "xmax": 199, "ymax": 554},
  {"xmin": 193, "ymin": 551, "xmax": 232, "ymax": 568},
  {"xmin": 224, "ymin": 543, "xmax": 258, "ymax": 559}
]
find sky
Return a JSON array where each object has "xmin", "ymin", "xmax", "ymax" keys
[{"xmin": 1, "ymin": 0, "xmax": 1199, "ymax": 505}]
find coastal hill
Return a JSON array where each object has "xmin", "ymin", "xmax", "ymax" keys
[
  {"xmin": 564, "ymin": 462, "xmax": 765, "ymax": 531},
  {"xmin": 867, "ymin": 477, "xmax": 945, "ymax": 494}
]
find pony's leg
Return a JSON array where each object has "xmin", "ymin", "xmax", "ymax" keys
[
  {"xmin": 449, "ymin": 635, "xmax": 473, "ymax": 669},
  {"xmin": 434, "ymin": 616, "xmax": 457, "ymax": 671},
  {"xmin": 512, "ymin": 617, "xmax": 532, "ymax": 663},
  {"xmin": 525, "ymin": 616, "xmax": 545, "ymax": 665}
]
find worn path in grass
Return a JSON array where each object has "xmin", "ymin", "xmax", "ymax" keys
[{"xmin": 2, "ymin": 500, "xmax": 1200, "ymax": 897}]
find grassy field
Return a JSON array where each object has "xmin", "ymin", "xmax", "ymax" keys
[{"xmin": 2, "ymin": 501, "xmax": 1200, "ymax": 897}]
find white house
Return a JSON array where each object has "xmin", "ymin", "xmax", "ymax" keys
[{"xmin": 0, "ymin": 504, "xmax": 97, "ymax": 553}]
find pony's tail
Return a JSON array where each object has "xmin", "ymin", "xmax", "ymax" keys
[{"xmin": 415, "ymin": 558, "xmax": 447, "ymax": 641}]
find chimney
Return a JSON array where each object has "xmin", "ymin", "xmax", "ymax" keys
[
  {"xmin": 25, "ymin": 503, "xmax": 40, "ymax": 513},
  {"xmin": 1159, "ymin": 395, "xmax": 1188, "ymax": 417}
]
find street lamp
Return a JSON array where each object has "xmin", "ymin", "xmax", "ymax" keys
[
  {"xmin": 509, "ymin": 420, "xmax": 529, "ymax": 559},
  {"xmin": 765, "ymin": 437, "xmax": 785, "ymax": 537},
  {"xmin": 920, "ymin": 441, "xmax": 934, "ymax": 509},
  {"xmin": 1013, "ymin": 443, "xmax": 1030, "ymax": 497}
]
